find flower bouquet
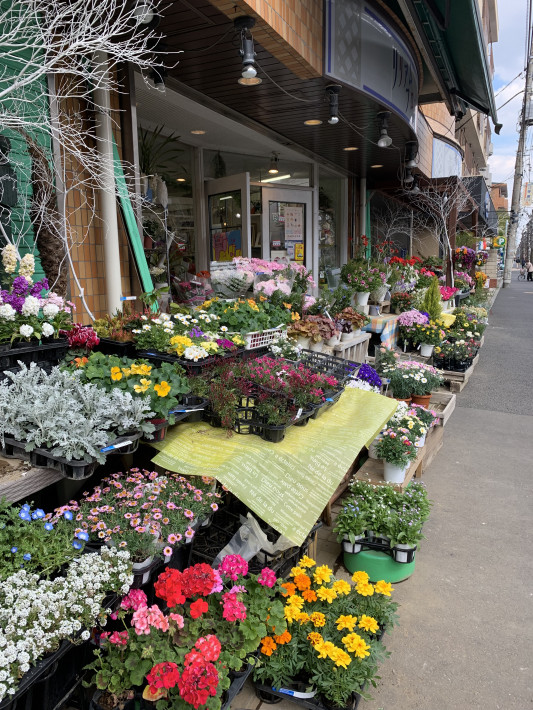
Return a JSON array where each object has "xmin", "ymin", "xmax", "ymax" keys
[
  {"xmin": 85, "ymin": 554, "xmax": 286, "ymax": 710},
  {"xmin": 253, "ymin": 556, "xmax": 398, "ymax": 707}
]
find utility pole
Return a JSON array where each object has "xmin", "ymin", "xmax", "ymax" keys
[{"xmin": 503, "ymin": 45, "xmax": 533, "ymax": 286}]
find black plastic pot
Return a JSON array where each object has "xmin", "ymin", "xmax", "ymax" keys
[
  {"xmin": 105, "ymin": 432, "xmax": 142, "ymax": 455},
  {"xmin": 261, "ymin": 423, "xmax": 290, "ymax": 443},
  {"xmin": 96, "ymin": 338, "xmax": 137, "ymax": 358},
  {"xmin": 148, "ymin": 418, "xmax": 168, "ymax": 442},
  {"xmin": 29, "ymin": 448, "xmax": 100, "ymax": 480}
]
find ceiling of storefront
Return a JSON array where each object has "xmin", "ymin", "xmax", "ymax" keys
[{"xmin": 154, "ymin": 0, "xmax": 418, "ymax": 184}]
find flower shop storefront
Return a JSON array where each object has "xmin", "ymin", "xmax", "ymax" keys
[{"xmin": 0, "ymin": 242, "xmax": 493, "ymax": 710}]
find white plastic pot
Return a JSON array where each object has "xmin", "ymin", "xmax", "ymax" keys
[
  {"xmin": 383, "ymin": 461, "xmax": 409, "ymax": 483},
  {"xmin": 309, "ymin": 340, "xmax": 323, "ymax": 352},
  {"xmin": 343, "ymin": 534, "xmax": 365, "ymax": 554},
  {"xmin": 393, "ymin": 543, "xmax": 417, "ymax": 563},
  {"xmin": 420, "ymin": 344, "xmax": 434, "ymax": 357},
  {"xmin": 355, "ymin": 291, "xmax": 371, "ymax": 306}
]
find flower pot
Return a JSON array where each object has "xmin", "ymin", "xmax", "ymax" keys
[
  {"xmin": 340, "ymin": 331, "xmax": 353, "ymax": 342},
  {"xmin": 394, "ymin": 396, "xmax": 412, "ymax": 404},
  {"xmin": 383, "ymin": 461, "xmax": 409, "ymax": 483},
  {"xmin": 411, "ymin": 393, "xmax": 432, "ymax": 408},
  {"xmin": 148, "ymin": 418, "xmax": 168, "ymax": 442},
  {"xmin": 355, "ymin": 291, "xmax": 370, "ymax": 306},
  {"xmin": 415, "ymin": 433, "xmax": 427, "ymax": 448},
  {"xmin": 309, "ymin": 340, "xmax": 323, "ymax": 352},
  {"xmin": 393, "ymin": 543, "xmax": 417, "ymax": 563},
  {"xmin": 419, "ymin": 344, "xmax": 434, "ymax": 357},
  {"xmin": 367, "ymin": 437, "xmax": 381, "ymax": 459},
  {"xmin": 132, "ymin": 556, "xmax": 154, "ymax": 586},
  {"xmin": 343, "ymin": 534, "xmax": 365, "ymax": 554},
  {"xmin": 0, "ymin": 342, "xmax": 10, "ymax": 353},
  {"xmin": 369, "ymin": 305, "xmax": 381, "ymax": 316},
  {"xmin": 295, "ymin": 336, "xmax": 311, "ymax": 349},
  {"xmin": 370, "ymin": 285, "xmax": 388, "ymax": 302},
  {"xmin": 326, "ymin": 333, "xmax": 340, "ymax": 346}
]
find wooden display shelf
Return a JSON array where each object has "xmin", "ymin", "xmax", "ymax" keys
[
  {"xmin": 421, "ymin": 424, "xmax": 443, "ymax": 472},
  {"xmin": 368, "ymin": 299, "xmax": 391, "ymax": 313},
  {"xmin": 429, "ymin": 391, "xmax": 456, "ymax": 425},
  {"xmin": 0, "ymin": 455, "xmax": 63, "ymax": 501},
  {"xmin": 438, "ymin": 352, "xmax": 480, "ymax": 392},
  {"xmin": 333, "ymin": 332, "xmax": 371, "ymax": 363}
]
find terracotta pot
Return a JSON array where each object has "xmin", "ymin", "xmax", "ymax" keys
[
  {"xmin": 395, "ymin": 396, "xmax": 412, "ymax": 404},
  {"xmin": 411, "ymin": 394, "xmax": 432, "ymax": 408}
]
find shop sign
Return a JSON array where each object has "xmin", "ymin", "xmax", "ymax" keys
[
  {"xmin": 325, "ymin": 0, "xmax": 418, "ymax": 128},
  {"xmin": 494, "ymin": 237, "xmax": 506, "ymax": 247},
  {"xmin": 294, "ymin": 243, "xmax": 305, "ymax": 262}
]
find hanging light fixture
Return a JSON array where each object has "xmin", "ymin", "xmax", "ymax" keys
[
  {"xmin": 131, "ymin": 1, "xmax": 160, "ymax": 30},
  {"xmin": 411, "ymin": 175, "xmax": 420, "ymax": 194},
  {"xmin": 405, "ymin": 141, "xmax": 418, "ymax": 168},
  {"xmin": 326, "ymin": 85, "xmax": 341, "ymax": 125},
  {"xmin": 268, "ymin": 152, "xmax": 279, "ymax": 174},
  {"xmin": 377, "ymin": 111, "xmax": 392, "ymax": 148},
  {"xmin": 403, "ymin": 168, "xmax": 414, "ymax": 185},
  {"xmin": 235, "ymin": 17, "xmax": 262, "ymax": 86}
]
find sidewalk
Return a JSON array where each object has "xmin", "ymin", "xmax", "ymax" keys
[{"xmin": 236, "ymin": 275, "xmax": 533, "ymax": 710}]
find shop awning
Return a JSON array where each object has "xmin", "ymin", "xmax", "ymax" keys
[{"xmin": 398, "ymin": 0, "xmax": 500, "ymax": 131}]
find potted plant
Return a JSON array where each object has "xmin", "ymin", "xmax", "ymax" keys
[
  {"xmin": 375, "ymin": 426, "xmax": 418, "ymax": 483},
  {"xmin": 387, "ymin": 368, "xmax": 414, "ymax": 403},
  {"xmin": 269, "ymin": 335, "xmax": 302, "ymax": 360},
  {"xmin": 390, "ymin": 292, "xmax": 413, "ymax": 314},
  {"xmin": 337, "ymin": 307, "xmax": 369, "ymax": 334},
  {"xmin": 287, "ymin": 319, "xmax": 321, "ymax": 349},
  {"xmin": 333, "ymin": 499, "xmax": 370, "ymax": 553},
  {"xmin": 340, "ymin": 261, "xmax": 388, "ymax": 306},
  {"xmin": 397, "ymin": 309, "xmax": 429, "ymax": 350},
  {"xmin": 306, "ymin": 315, "xmax": 340, "ymax": 346},
  {"xmin": 253, "ymin": 556, "xmax": 398, "ymax": 707},
  {"xmin": 410, "ymin": 321, "xmax": 445, "ymax": 357},
  {"xmin": 400, "ymin": 362, "xmax": 443, "ymax": 407}
]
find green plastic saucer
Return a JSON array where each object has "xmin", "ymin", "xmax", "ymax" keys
[{"xmin": 343, "ymin": 549, "xmax": 415, "ymax": 583}]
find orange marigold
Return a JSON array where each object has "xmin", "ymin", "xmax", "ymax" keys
[
  {"xmin": 274, "ymin": 630, "xmax": 292, "ymax": 645},
  {"xmin": 294, "ymin": 574, "xmax": 311, "ymax": 591},
  {"xmin": 281, "ymin": 582, "xmax": 297, "ymax": 597},
  {"xmin": 302, "ymin": 589, "xmax": 318, "ymax": 603},
  {"xmin": 260, "ymin": 637, "xmax": 278, "ymax": 656}
]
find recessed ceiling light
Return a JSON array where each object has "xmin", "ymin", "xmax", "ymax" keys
[
  {"xmin": 370, "ymin": 164, "xmax": 384, "ymax": 168},
  {"xmin": 304, "ymin": 119, "xmax": 323, "ymax": 126},
  {"xmin": 176, "ymin": 178, "xmax": 186, "ymax": 182},
  {"xmin": 190, "ymin": 130, "xmax": 206, "ymax": 135},
  {"xmin": 343, "ymin": 146, "xmax": 358, "ymax": 151}
]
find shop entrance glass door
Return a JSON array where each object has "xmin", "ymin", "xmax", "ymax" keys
[
  {"xmin": 206, "ymin": 174, "xmax": 250, "ymax": 263},
  {"xmin": 260, "ymin": 188, "xmax": 312, "ymax": 269}
]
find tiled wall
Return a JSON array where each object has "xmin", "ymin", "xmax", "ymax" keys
[{"xmin": 209, "ymin": 0, "xmax": 323, "ymax": 78}]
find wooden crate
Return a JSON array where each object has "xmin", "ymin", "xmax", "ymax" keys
[
  {"xmin": 351, "ymin": 448, "xmax": 424, "ymax": 493},
  {"xmin": 368, "ymin": 300, "xmax": 391, "ymax": 314},
  {"xmin": 333, "ymin": 332, "xmax": 371, "ymax": 363},
  {"xmin": 429, "ymin": 391, "xmax": 456, "ymax": 425},
  {"xmin": 0, "ymin": 455, "xmax": 63, "ymax": 502},
  {"xmin": 421, "ymin": 425, "xmax": 443, "ymax": 472},
  {"xmin": 439, "ymin": 352, "xmax": 480, "ymax": 393}
]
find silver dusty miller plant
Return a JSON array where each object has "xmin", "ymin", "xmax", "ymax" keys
[{"xmin": 0, "ymin": 363, "xmax": 154, "ymax": 462}]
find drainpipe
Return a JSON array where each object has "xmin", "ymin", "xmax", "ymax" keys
[
  {"xmin": 359, "ymin": 177, "xmax": 366, "ymax": 254},
  {"xmin": 93, "ymin": 50, "xmax": 122, "ymax": 314}
]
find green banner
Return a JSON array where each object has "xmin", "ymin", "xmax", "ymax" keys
[{"xmin": 151, "ymin": 389, "xmax": 397, "ymax": 545}]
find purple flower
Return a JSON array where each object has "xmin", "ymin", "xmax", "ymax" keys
[
  {"xmin": 188, "ymin": 327, "xmax": 204, "ymax": 338},
  {"xmin": 11, "ymin": 276, "xmax": 30, "ymax": 296},
  {"xmin": 356, "ymin": 363, "xmax": 382, "ymax": 388},
  {"xmin": 30, "ymin": 278, "xmax": 49, "ymax": 297},
  {"xmin": 0, "ymin": 291, "xmax": 25, "ymax": 312},
  {"xmin": 216, "ymin": 338, "xmax": 236, "ymax": 350}
]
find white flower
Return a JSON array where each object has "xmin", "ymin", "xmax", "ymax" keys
[
  {"xmin": 41, "ymin": 323, "xmax": 54, "ymax": 338},
  {"xmin": 183, "ymin": 345, "xmax": 209, "ymax": 361},
  {"xmin": 152, "ymin": 318, "xmax": 162, "ymax": 325},
  {"xmin": 42, "ymin": 303, "xmax": 59, "ymax": 318},
  {"xmin": 19, "ymin": 254, "xmax": 35, "ymax": 280},
  {"xmin": 132, "ymin": 329, "xmax": 141, "ymax": 334},
  {"xmin": 19, "ymin": 325, "xmax": 34, "ymax": 338},
  {"xmin": 1, "ymin": 244, "xmax": 18, "ymax": 274},
  {"xmin": 0, "ymin": 304, "xmax": 16, "ymax": 321},
  {"xmin": 220, "ymin": 326, "xmax": 228, "ymax": 332},
  {"xmin": 160, "ymin": 314, "xmax": 171, "ymax": 321},
  {"xmin": 142, "ymin": 324, "xmax": 151, "ymax": 331},
  {"xmin": 140, "ymin": 315, "xmax": 148, "ymax": 321},
  {"xmin": 21, "ymin": 296, "xmax": 40, "ymax": 317}
]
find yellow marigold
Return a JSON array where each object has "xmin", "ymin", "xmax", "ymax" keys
[
  {"xmin": 260, "ymin": 636, "xmax": 277, "ymax": 656},
  {"xmin": 314, "ymin": 640, "xmax": 336, "ymax": 659},
  {"xmin": 287, "ymin": 595, "xmax": 304, "ymax": 610},
  {"xmin": 313, "ymin": 565, "xmax": 333, "ymax": 585},
  {"xmin": 358, "ymin": 615, "xmax": 379, "ymax": 634},
  {"xmin": 351, "ymin": 570, "xmax": 370, "ymax": 584},
  {"xmin": 310, "ymin": 612, "xmax": 326, "ymax": 628},
  {"xmin": 332, "ymin": 580, "xmax": 351, "ymax": 596},
  {"xmin": 307, "ymin": 632, "xmax": 323, "ymax": 646},
  {"xmin": 294, "ymin": 573, "xmax": 311, "ymax": 591},
  {"xmin": 302, "ymin": 589, "xmax": 317, "ymax": 603},
  {"xmin": 342, "ymin": 633, "xmax": 370, "ymax": 659},
  {"xmin": 328, "ymin": 646, "xmax": 352, "ymax": 669},
  {"xmin": 133, "ymin": 378, "xmax": 151, "ymax": 393},
  {"xmin": 297, "ymin": 612, "xmax": 310, "ymax": 625},
  {"xmin": 291, "ymin": 311, "xmax": 300, "ymax": 321},
  {"xmin": 316, "ymin": 586, "xmax": 337, "ymax": 604},
  {"xmin": 274, "ymin": 630, "xmax": 292, "ymax": 645},
  {"xmin": 284, "ymin": 605, "xmax": 301, "ymax": 624},
  {"xmin": 154, "ymin": 381, "xmax": 171, "ymax": 397},
  {"xmin": 336, "ymin": 615, "xmax": 357, "ymax": 631},
  {"xmin": 290, "ymin": 566, "xmax": 305, "ymax": 578},
  {"xmin": 110, "ymin": 367, "xmax": 122, "ymax": 381},
  {"xmin": 356, "ymin": 581, "xmax": 374, "ymax": 597},
  {"xmin": 281, "ymin": 582, "xmax": 296, "ymax": 597},
  {"xmin": 299, "ymin": 555, "xmax": 316, "ymax": 568},
  {"xmin": 374, "ymin": 580, "xmax": 394, "ymax": 597}
]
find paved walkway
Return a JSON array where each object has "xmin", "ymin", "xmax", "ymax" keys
[{"xmin": 362, "ymin": 273, "xmax": 533, "ymax": 709}]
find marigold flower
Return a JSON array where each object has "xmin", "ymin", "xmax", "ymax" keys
[
  {"xmin": 316, "ymin": 586, "xmax": 337, "ymax": 604},
  {"xmin": 289, "ymin": 566, "xmax": 305, "ymax": 578},
  {"xmin": 314, "ymin": 640, "xmax": 335, "ymax": 659},
  {"xmin": 329, "ymin": 646, "xmax": 352, "ymax": 668},
  {"xmin": 374, "ymin": 580, "xmax": 394, "ymax": 596},
  {"xmin": 359, "ymin": 615, "xmax": 379, "ymax": 634},
  {"xmin": 310, "ymin": 612, "xmax": 326, "ymax": 627},
  {"xmin": 299, "ymin": 555, "xmax": 316, "ymax": 568},
  {"xmin": 342, "ymin": 633, "xmax": 371, "ymax": 659},
  {"xmin": 260, "ymin": 636, "xmax": 277, "ymax": 656},
  {"xmin": 313, "ymin": 565, "xmax": 333, "ymax": 585},
  {"xmin": 281, "ymin": 582, "xmax": 296, "ymax": 597},
  {"xmin": 302, "ymin": 589, "xmax": 317, "ymax": 603},
  {"xmin": 307, "ymin": 632, "xmax": 323, "ymax": 646},
  {"xmin": 332, "ymin": 580, "xmax": 351, "ymax": 596},
  {"xmin": 297, "ymin": 612, "xmax": 310, "ymax": 624},
  {"xmin": 351, "ymin": 570, "xmax": 370, "ymax": 584},
  {"xmin": 287, "ymin": 594, "xmax": 304, "ymax": 610},
  {"xmin": 284, "ymin": 605, "xmax": 301, "ymax": 623},
  {"xmin": 274, "ymin": 630, "xmax": 292, "ymax": 645},
  {"xmin": 294, "ymin": 573, "xmax": 311, "ymax": 591},
  {"xmin": 336, "ymin": 614, "xmax": 357, "ymax": 631},
  {"xmin": 356, "ymin": 581, "xmax": 374, "ymax": 597}
]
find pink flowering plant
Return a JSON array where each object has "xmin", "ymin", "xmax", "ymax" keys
[
  {"xmin": 85, "ymin": 554, "xmax": 287, "ymax": 709},
  {"xmin": 340, "ymin": 261, "xmax": 388, "ymax": 293},
  {"xmin": 54, "ymin": 469, "xmax": 221, "ymax": 563},
  {"xmin": 439, "ymin": 286, "xmax": 459, "ymax": 302},
  {"xmin": 375, "ymin": 426, "xmax": 418, "ymax": 467}
]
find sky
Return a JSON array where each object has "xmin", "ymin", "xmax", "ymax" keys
[{"xmin": 489, "ymin": 0, "xmax": 531, "ymax": 239}]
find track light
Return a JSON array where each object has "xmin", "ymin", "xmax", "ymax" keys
[
  {"xmin": 235, "ymin": 16, "xmax": 262, "ymax": 86},
  {"xmin": 377, "ymin": 111, "xmax": 392, "ymax": 148},
  {"xmin": 268, "ymin": 152, "xmax": 279, "ymax": 174},
  {"xmin": 405, "ymin": 141, "xmax": 418, "ymax": 169},
  {"xmin": 326, "ymin": 85, "xmax": 341, "ymax": 125}
]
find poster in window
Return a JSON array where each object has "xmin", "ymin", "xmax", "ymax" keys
[
  {"xmin": 294, "ymin": 242, "xmax": 304, "ymax": 262},
  {"xmin": 284, "ymin": 205, "xmax": 303, "ymax": 241}
]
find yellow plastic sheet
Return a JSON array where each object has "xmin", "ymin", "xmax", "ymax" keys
[{"xmin": 151, "ymin": 389, "xmax": 397, "ymax": 545}]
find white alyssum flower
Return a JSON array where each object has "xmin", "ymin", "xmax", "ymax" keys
[
  {"xmin": 0, "ymin": 304, "xmax": 16, "ymax": 321},
  {"xmin": 19, "ymin": 325, "xmax": 34, "ymax": 338},
  {"xmin": 21, "ymin": 296, "xmax": 40, "ymax": 317},
  {"xmin": 42, "ymin": 303, "xmax": 60, "ymax": 318},
  {"xmin": 41, "ymin": 323, "xmax": 54, "ymax": 338}
]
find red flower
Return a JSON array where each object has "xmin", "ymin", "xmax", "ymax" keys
[
  {"xmin": 181, "ymin": 564, "xmax": 215, "ymax": 597},
  {"xmin": 178, "ymin": 658, "xmax": 218, "ymax": 709},
  {"xmin": 195, "ymin": 635, "xmax": 222, "ymax": 662},
  {"xmin": 189, "ymin": 598, "xmax": 209, "ymax": 619},
  {"xmin": 154, "ymin": 568, "xmax": 185, "ymax": 607},
  {"xmin": 147, "ymin": 662, "xmax": 180, "ymax": 692}
]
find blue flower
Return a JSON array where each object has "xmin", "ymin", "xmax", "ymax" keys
[
  {"xmin": 72, "ymin": 540, "xmax": 83, "ymax": 550},
  {"xmin": 21, "ymin": 503, "xmax": 30, "ymax": 511},
  {"xmin": 31, "ymin": 508, "xmax": 46, "ymax": 520},
  {"xmin": 10, "ymin": 546, "xmax": 17, "ymax": 554},
  {"xmin": 18, "ymin": 510, "xmax": 31, "ymax": 521},
  {"xmin": 63, "ymin": 511, "xmax": 73, "ymax": 521},
  {"xmin": 44, "ymin": 523, "xmax": 54, "ymax": 531},
  {"xmin": 76, "ymin": 531, "xmax": 89, "ymax": 542},
  {"xmin": 23, "ymin": 553, "xmax": 31, "ymax": 561}
]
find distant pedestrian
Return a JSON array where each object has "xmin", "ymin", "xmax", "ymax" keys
[
  {"xmin": 527, "ymin": 261, "xmax": 533, "ymax": 281},
  {"xmin": 522, "ymin": 260, "xmax": 527, "ymax": 268}
]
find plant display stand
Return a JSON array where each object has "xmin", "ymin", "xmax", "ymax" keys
[
  {"xmin": 421, "ymin": 425, "xmax": 443, "ymax": 473},
  {"xmin": 438, "ymin": 352, "xmax": 480, "ymax": 393},
  {"xmin": 353, "ymin": 448, "xmax": 424, "ymax": 492},
  {"xmin": 429, "ymin": 391, "xmax": 456, "ymax": 425},
  {"xmin": 368, "ymin": 299, "xmax": 391, "ymax": 314},
  {"xmin": 333, "ymin": 332, "xmax": 371, "ymax": 363},
  {"xmin": 255, "ymin": 683, "xmax": 363, "ymax": 710},
  {"xmin": 343, "ymin": 548, "xmax": 416, "ymax": 583},
  {"xmin": 0, "ymin": 455, "xmax": 64, "ymax": 502}
]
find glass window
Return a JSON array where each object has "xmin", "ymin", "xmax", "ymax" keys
[
  {"xmin": 208, "ymin": 190, "xmax": 243, "ymax": 262},
  {"xmin": 318, "ymin": 172, "xmax": 344, "ymax": 281},
  {"xmin": 268, "ymin": 201, "xmax": 306, "ymax": 263},
  {"xmin": 204, "ymin": 149, "xmax": 311, "ymax": 186}
]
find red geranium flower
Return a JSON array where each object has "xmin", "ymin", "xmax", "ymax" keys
[{"xmin": 189, "ymin": 598, "xmax": 209, "ymax": 619}]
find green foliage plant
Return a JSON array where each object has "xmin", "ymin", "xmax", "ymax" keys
[{"xmin": 422, "ymin": 277, "xmax": 442, "ymax": 322}]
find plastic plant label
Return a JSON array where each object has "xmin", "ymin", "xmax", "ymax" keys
[
  {"xmin": 100, "ymin": 440, "xmax": 132, "ymax": 453},
  {"xmin": 295, "ymin": 407, "xmax": 303, "ymax": 420}
]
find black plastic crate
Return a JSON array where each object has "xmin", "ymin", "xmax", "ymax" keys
[{"xmin": 299, "ymin": 350, "xmax": 359, "ymax": 384}]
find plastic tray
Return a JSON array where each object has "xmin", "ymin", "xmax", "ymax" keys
[{"xmin": 299, "ymin": 349, "xmax": 359, "ymax": 384}]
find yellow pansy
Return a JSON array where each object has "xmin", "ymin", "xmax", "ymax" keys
[
  {"xmin": 133, "ymin": 378, "xmax": 151, "ymax": 393},
  {"xmin": 231, "ymin": 334, "xmax": 245, "ymax": 346},
  {"xmin": 110, "ymin": 367, "xmax": 122, "ymax": 381},
  {"xmin": 374, "ymin": 580, "xmax": 394, "ymax": 596},
  {"xmin": 203, "ymin": 341, "xmax": 219, "ymax": 353},
  {"xmin": 332, "ymin": 580, "xmax": 351, "ymax": 596},
  {"xmin": 121, "ymin": 367, "xmax": 132, "ymax": 377},
  {"xmin": 154, "ymin": 381, "xmax": 171, "ymax": 397},
  {"xmin": 336, "ymin": 615, "xmax": 357, "ymax": 631},
  {"xmin": 358, "ymin": 615, "xmax": 379, "ymax": 634}
]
